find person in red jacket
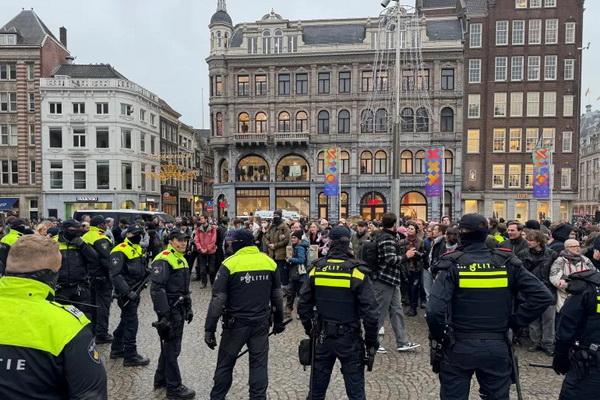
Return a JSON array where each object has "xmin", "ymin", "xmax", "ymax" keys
[{"xmin": 194, "ymin": 215, "xmax": 217, "ymax": 288}]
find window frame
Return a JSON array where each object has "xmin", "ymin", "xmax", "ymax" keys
[
  {"xmin": 492, "ymin": 164, "xmax": 506, "ymax": 189},
  {"xmin": 467, "ymin": 129, "xmax": 480, "ymax": 154},
  {"xmin": 496, "ymin": 21, "xmax": 509, "ymax": 46}
]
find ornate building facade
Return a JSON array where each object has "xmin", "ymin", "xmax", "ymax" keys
[{"xmin": 207, "ymin": 0, "xmax": 464, "ymax": 221}]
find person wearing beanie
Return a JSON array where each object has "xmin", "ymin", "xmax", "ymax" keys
[
  {"xmin": 0, "ymin": 218, "xmax": 34, "ymax": 275},
  {"xmin": 0, "ymin": 235, "xmax": 107, "ymax": 399},
  {"xmin": 427, "ymin": 214, "xmax": 553, "ymax": 399},
  {"xmin": 549, "ymin": 223, "xmax": 575, "ymax": 253},
  {"xmin": 53, "ymin": 220, "xmax": 98, "ymax": 322},
  {"xmin": 204, "ymin": 229, "xmax": 285, "ymax": 399},
  {"xmin": 82, "ymin": 215, "xmax": 115, "ymax": 344},
  {"xmin": 525, "ymin": 220, "xmax": 541, "ymax": 231},
  {"xmin": 298, "ymin": 225, "xmax": 380, "ymax": 400}
]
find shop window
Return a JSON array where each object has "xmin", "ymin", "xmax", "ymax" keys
[
  {"xmin": 236, "ymin": 189, "xmax": 270, "ymax": 216},
  {"xmin": 360, "ymin": 192, "xmax": 387, "ymax": 221},
  {"xmin": 400, "ymin": 191, "xmax": 428, "ymax": 220},
  {"xmin": 276, "ymin": 188, "xmax": 310, "ymax": 217},
  {"xmin": 237, "ymin": 155, "xmax": 269, "ymax": 182},
  {"xmin": 276, "ymin": 154, "xmax": 310, "ymax": 182}
]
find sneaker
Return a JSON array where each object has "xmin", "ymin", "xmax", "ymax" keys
[
  {"xmin": 397, "ymin": 342, "xmax": 421, "ymax": 352},
  {"xmin": 378, "ymin": 327, "xmax": 385, "ymax": 335},
  {"xmin": 377, "ymin": 346, "xmax": 387, "ymax": 354},
  {"xmin": 123, "ymin": 354, "xmax": 150, "ymax": 367},
  {"xmin": 167, "ymin": 384, "xmax": 196, "ymax": 400}
]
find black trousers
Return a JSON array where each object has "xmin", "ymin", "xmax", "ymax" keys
[
  {"xmin": 559, "ymin": 367, "xmax": 600, "ymax": 399},
  {"xmin": 407, "ymin": 270, "xmax": 422, "ymax": 313},
  {"xmin": 55, "ymin": 283, "xmax": 92, "ymax": 321},
  {"xmin": 155, "ymin": 311, "xmax": 185, "ymax": 390},
  {"xmin": 197, "ymin": 253, "xmax": 217, "ymax": 285},
  {"xmin": 210, "ymin": 319, "xmax": 270, "ymax": 400},
  {"xmin": 309, "ymin": 333, "xmax": 365, "ymax": 400},
  {"xmin": 90, "ymin": 277, "xmax": 113, "ymax": 336},
  {"xmin": 439, "ymin": 339, "xmax": 512, "ymax": 400},
  {"xmin": 111, "ymin": 296, "xmax": 140, "ymax": 359}
]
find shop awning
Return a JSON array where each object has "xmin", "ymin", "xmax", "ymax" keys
[{"xmin": 0, "ymin": 198, "xmax": 18, "ymax": 211}]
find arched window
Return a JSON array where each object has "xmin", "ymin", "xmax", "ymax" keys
[
  {"xmin": 317, "ymin": 151, "xmax": 325, "ymax": 174},
  {"xmin": 375, "ymin": 108, "xmax": 388, "ymax": 133},
  {"xmin": 444, "ymin": 150, "xmax": 454, "ymax": 174},
  {"xmin": 360, "ymin": 151, "xmax": 373, "ymax": 174},
  {"xmin": 319, "ymin": 192, "xmax": 329, "ymax": 220},
  {"xmin": 274, "ymin": 29, "xmax": 283, "ymax": 53},
  {"xmin": 400, "ymin": 191, "xmax": 428, "ymax": 221},
  {"xmin": 236, "ymin": 155, "xmax": 269, "ymax": 182},
  {"xmin": 361, "ymin": 110, "xmax": 374, "ymax": 133},
  {"xmin": 340, "ymin": 151, "xmax": 350, "ymax": 174},
  {"xmin": 401, "ymin": 150, "xmax": 413, "ymax": 174},
  {"xmin": 262, "ymin": 30, "xmax": 272, "ymax": 54},
  {"xmin": 219, "ymin": 159, "xmax": 229, "ymax": 183},
  {"xmin": 374, "ymin": 151, "xmax": 388, "ymax": 174},
  {"xmin": 224, "ymin": 32, "xmax": 229, "ymax": 48},
  {"xmin": 360, "ymin": 192, "xmax": 387, "ymax": 221},
  {"xmin": 296, "ymin": 111, "xmax": 308, "ymax": 132},
  {"xmin": 338, "ymin": 110, "xmax": 350, "ymax": 134},
  {"xmin": 416, "ymin": 107, "xmax": 429, "ymax": 133},
  {"xmin": 215, "ymin": 112, "xmax": 224, "ymax": 136},
  {"xmin": 211, "ymin": 32, "xmax": 215, "ymax": 50},
  {"xmin": 440, "ymin": 107, "xmax": 454, "ymax": 132},
  {"xmin": 238, "ymin": 112, "xmax": 250, "ymax": 133},
  {"xmin": 318, "ymin": 110, "xmax": 330, "ymax": 134},
  {"xmin": 217, "ymin": 31, "xmax": 222, "ymax": 47},
  {"xmin": 278, "ymin": 111, "xmax": 290, "ymax": 132},
  {"xmin": 415, "ymin": 150, "xmax": 426, "ymax": 174},
  {"xmin": 255, "ymin": 112, "xmax": 267, "ymax": 133},
  {"xmin": 401, "ymin": 108, "xmax": 414, "ymax": 132},
  {"xmin": 276, "ymin": 154, "xmax": 310, "ymax": 181}
]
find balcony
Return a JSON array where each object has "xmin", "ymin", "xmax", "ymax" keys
[
  {"xmin": 234, "ymin": 133, "xmax": 268, "ymax": 146},
  {"xmin": 273, "ymin": 132, "xmax": 309, "ymax": 146}
]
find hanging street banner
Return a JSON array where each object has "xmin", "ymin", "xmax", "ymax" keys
[
  {"xmin": 533, "ymin": 148, "xmax": 551, "ymax": 199},
  {"xmin": 324, "ymin": 148, "xmax": 340, "ymax": 197},
  {"xmin": 425, "ymin": 147, "xmax": 444, "ymax": 197}
]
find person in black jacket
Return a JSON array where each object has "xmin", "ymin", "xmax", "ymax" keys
[
  {"xmin": 500, "ymin": 221, "xmax": 528, "ymax": 255},
  {"xmin": 549, "ymin": 223, "xmax": 574, "ymax": 253},
  {"xmin": 0, "ymin": 234, "xmax": 107, "ymax": 399},
  {"xmin": 298, "ymin": 226, "xmax": 380, "ymax": 400},
  {"xmin": 518, "ymin": 229, "xmax": 557, "ymax": 355},
  {"xmin": 426, "ymin": 214, "xmax": 554, "ymax": 400}
]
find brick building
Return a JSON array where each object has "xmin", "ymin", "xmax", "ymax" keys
[
  {"xmin": 461, "ymin": 0, "xmax": 584, "ymax": 222},
  {"xmin": 0, "ymin": 10, "xmax": 70, "ymax": 219}
]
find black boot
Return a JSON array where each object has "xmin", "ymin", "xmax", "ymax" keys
[
  {"xmin": 167, "ymin": 384, "xmax": 196, "ymax": 399},
  {"xmin": 109, "ymin": 350, "xmax": 123, "ymax": 359},
  {"xmin": 95, "ymin": 334, "xmax": 114, "ymax": 344},
  {"xmin": 123, "ymin": 354, "xmax": 150, "ymax": 367}
]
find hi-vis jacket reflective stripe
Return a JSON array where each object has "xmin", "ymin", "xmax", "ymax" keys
[
  {"xmin": 457, "ymin": 263, "xmax": 509, "ymax": 289},
  {"xmin": 110, "ymin": 238, "xmax": 143, "ymax": 259},
  {"xmin": 152, "ymin": 245, "xmax": 189, "ymax": 270}
]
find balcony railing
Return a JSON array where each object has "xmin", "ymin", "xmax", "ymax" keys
[
  {"xmin": 273, "ymin": 132, "xmax": 309, "ymax": 145},
  {"xmin": 234, "ymin": 133, "xmax": 268, "ymax": 146}
]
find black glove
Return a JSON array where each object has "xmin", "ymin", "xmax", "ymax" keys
[
  {"xmin": 553, "ymin": 352, "xmax": 570, "ymax": 375},
  {"xmin": 153, "ymin": 316, "xmax": 171, "ymax": 340},
  {"xmin": 302, "ymin": 321, "xmax": 312, "ymax": 337},
  {"xmin": 204, "ymin": 331, "xmax": 217, "ymax": 350},
  {"xmin": 70, "ymin": 236, "xmax": 84, "ymax": 247},
  {"xmin": 365, "ymin": 338, "xmax": 379, "ymax": 351},
  {"xmin": 126, "ymin": 291, "xmax": 138, "ymax": 302},
  {"xmin": 185, "ymin": 308, "xmax": 194, "ymax": 324},
  {"xmin": 273, "ymin": 321, "xmax": 286, "ymax": 335}
]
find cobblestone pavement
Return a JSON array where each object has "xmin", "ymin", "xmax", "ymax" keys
[{"xmin": 105, "ymin": 280, "xmax": 564, "ymax": 399}]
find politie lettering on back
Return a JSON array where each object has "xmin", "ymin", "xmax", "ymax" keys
[{"xmin": 0, "ymin": 358, "xmax": 27, "ymax": 371}]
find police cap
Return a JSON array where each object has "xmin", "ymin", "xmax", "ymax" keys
[
  {"xmin": 126, "ymin": 225, "xmax": 144, "ymax": 236},
  {"xmin": 230, "ymin": 229, "xmax": 254, "ymax": 247},
  {"xmin": 458, "ymin": 214, "xmax": 489, "ymax": 234},
  {"xmin": 9, "ymin": 218, "xmax": 27, "ymax": 229},
  {"xmin": 62, "ymin": 219, "xmax": 82, "ymax": 230},
  {"xmin": 329, "ymin": 226, "xmax": 352, "ymax": 241},
  {"xmin": 168, "ymin": 230, "xmax": 188, "ymax": 241},
  {"xmin": 90, "ymin": 215, "xmax": 106, "ymax": 227}
]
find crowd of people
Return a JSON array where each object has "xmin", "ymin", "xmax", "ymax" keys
[{"xmin": 0, "ymin": 209, "xmax": 600, "ymax": 399}]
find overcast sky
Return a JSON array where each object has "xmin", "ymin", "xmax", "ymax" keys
[{"xmin": 1, "ymin": 0, "xmax": 598, "ymax": 127}]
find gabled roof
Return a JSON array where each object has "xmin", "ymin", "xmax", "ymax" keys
[
  {"xmin": 53, "ymin": 64, "xmax": 127, "ymax": 79},
  {"xmin": 426, "ymin": 19, "xmax": 462, "ymax": 40},
  {"xmin": 302, "ymin": 24, "xmax": 366, "ymax": 45},
  {"xmin": 422, "ymin": 0, "xmax": 457, "ymax": 8},
  {"xmin": 463, "ymin": 0, "xmax": 488, "ymax": 16},
  {"xmin": 0, "ymin": 9, "xmax": 63, "ymax": 47}
]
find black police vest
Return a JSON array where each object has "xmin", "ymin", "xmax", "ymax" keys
[
  {"xmin": 311, "ymin": 258, "xmax": 362, "ymax": 325},
  {"xmin": 580, "ymin": 284, "xmax": 600, "ymax": 346},
  {"xmin": 449, "ymin": 250, "xmax": 513, "ymax": 334}
]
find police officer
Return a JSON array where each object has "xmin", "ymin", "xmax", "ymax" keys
[
  {"xmin": 109, "ymin": 224, "xmax": 150, "ymax": 367},
  {"xmin": 298, "ymin": 226, "xmax": 380, "ymax": 400},
  {"xmin": 150, "ymin": 230, "xmax": 195, "ymax": 400},
  {"xmin": 54, "ymin": 220, "xmax": 98, "ymax": 320},
  {"xmin": 0, "ymin": 234, "xmax": 107, "ymax": 399},
  {"xmin": 426, "ymin": 214, "xmax": 554, "ymax": 400},
  {"xmin": 0, "ymin": 218, "xmax": 34, "ymax": 275},
  {"xmin": 553, "ymin": 269, "xmax": 600, "ymax": 399},
  {"xmin": 82, "ymin": 215, "xmax": 114, "ymax": 343},
  {"xmin": 204, "ymin": 229, "xmax": 285, "ymax": 400}
]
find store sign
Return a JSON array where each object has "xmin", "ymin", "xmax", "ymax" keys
[
  {"xmin": 425, "ymin": 147, "xmax": 444, "ymax": 197},
  {"xmin": 76, "ymin": 196, "xmax": 98, "ymax": 202},
  {"xmin": 533, "ymin": 148, "xmax": 551, "ymax": 200},
  {"xmin": 323, "ymin": 148, "xmax": 339, "ymax": 197}
]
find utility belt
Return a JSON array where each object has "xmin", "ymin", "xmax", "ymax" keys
[
  {"xmin": 454, "ymin": 331, "xmax": 506, "ymax": 341},
  {"xmin": 222, "ymin": 313, "xmax": 269, "ymax": 329},
  {"xmin": 570, "ymin": 343, "xmax": 600, "ymax": 379},
  {"xmin": 319, "ymin": 320, "xmax": 360, "ymax": 338},
  {"xmin": 56, "ymin": 281, "xmax": 89, "ymax": 291}
]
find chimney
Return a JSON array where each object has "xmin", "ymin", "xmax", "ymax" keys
[
  {"xmin": 59, "ymin": 27, "xmax": 67, "ymax": 48},
  {"xmin": 586, "ymin": 104, "xmax": 592, "ymax": 113}
]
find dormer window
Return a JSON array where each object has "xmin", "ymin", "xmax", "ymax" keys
[{"xmin": 0, "ymin": 34, "xmax": 17, "ymax": 46}]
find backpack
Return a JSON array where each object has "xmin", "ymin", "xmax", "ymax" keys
[{"xmin": 359, "ymin": 231, "xmax": 381, "ymax": 271}]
